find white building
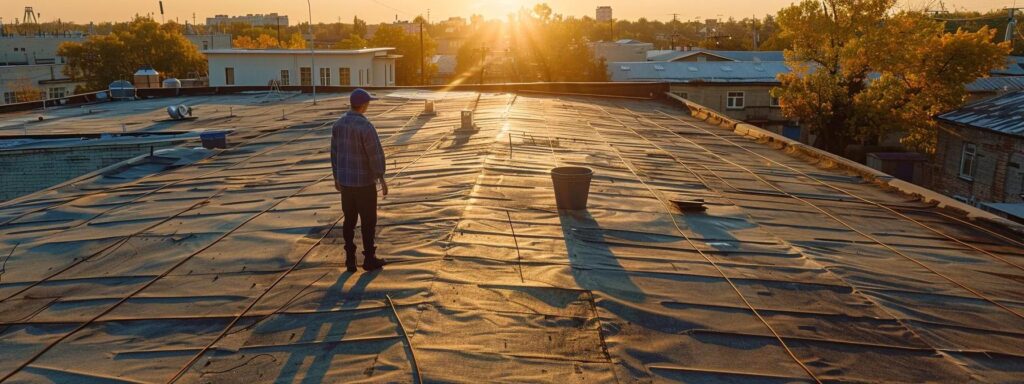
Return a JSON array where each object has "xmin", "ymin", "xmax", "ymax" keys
[
  {"xmin": 596, "ymin": 6, "xmax": 613, "ymax": 22},
  {"xmin": 205, "ymin": 48, "xmax": 400, "ymax": 87},
  {"xmin": 206, "ymin": 13, "xmax": 289, "ymax": 27},
  {"xmin": 0, "ymin": 63, "xmax": 84, "ymax": 105}
]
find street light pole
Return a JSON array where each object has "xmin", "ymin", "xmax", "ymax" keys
[{"xmin": 307, "ymin": 0, "xmax": 317, "ymax": 105}]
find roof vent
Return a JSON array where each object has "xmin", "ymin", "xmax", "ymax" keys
[
  {"xmin": 671, "ymin": 198, "xmax": 706, "ymax": 212},
  {"xmin": 166, "ymin": 104, "xmax": 192, "ymax": 120}
]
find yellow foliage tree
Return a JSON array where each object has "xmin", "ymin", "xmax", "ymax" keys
[
  {"xmin": 772, "ymin": 0, "xmax": 1009, "ymax": 153},
  {"xmin": 58, "ymin": 18, "xmax": 207, "ymax": 91},
  {"xmin": 232, "ymin": 33, "xmax": 306, "ymax": 49}
]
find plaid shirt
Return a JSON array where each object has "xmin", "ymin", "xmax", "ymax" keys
[{"xmin": 331, "ymin": 111, "xmax": 386, "ymax": 188}]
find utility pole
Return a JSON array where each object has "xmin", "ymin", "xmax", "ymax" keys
[
  {"xmin": 420, "ymin": 22, "xmax": 425, "ymax": 85},
  {"xmin": 307, "ymin": 0, "xmax": 317, "ymax": 105},
  {"xmin": 479, "ymin": 44, "xmax": 487, "ymax": 85},
  {"xmin": 276, "ymin": 16, "xmax": 282, "ymax": 47}
]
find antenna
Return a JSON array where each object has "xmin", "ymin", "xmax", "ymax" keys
[{"xmin": 23, "ymin": 7, "xmax": 38, "ymax": 24}]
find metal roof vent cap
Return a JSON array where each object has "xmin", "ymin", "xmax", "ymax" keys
[
  {"xmin": 162, "ymin": 78, "xmax": 182, "ymax": 88},
  {"xmin": 461, "ymin": 110, "xmax": 474, "ymax": 130}
]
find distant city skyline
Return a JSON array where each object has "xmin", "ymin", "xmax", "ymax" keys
[{"xmin": 0, "ymin": 0, "xmax": 1013, "ymax": 25}]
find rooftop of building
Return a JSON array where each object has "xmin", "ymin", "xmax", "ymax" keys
[
  {"xmin": 0, "ymin": 88, "xmax": 1022, "ymax": 382},
  {"xmin": 610, "ymin": 60, "xmax": 790, "ymax": 83},
  {"xmin": 646, "ymin": 49, "xmax": 786, "ymax": 63},
  {"xmin": 204, "ymin": 48, "xmax": 396, "ymax": 55},
  {"xmin": 937, "ymin": 90, "xmax": 1024, "ymax": 137}
]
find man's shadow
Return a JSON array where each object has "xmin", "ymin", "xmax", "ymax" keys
[{"xmin": 272, "ymin": 269, "xmax": 385, "ymax": 384}]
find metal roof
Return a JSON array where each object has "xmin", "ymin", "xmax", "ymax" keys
[
  {"xmin": 937, "ymin": 90, "xmax": 1024, "ymax": 137},
  {"xmin": 647, "ymin": 49, "xmax": 786, "ymax": 62},
  {"xmin": 965, "ymin": 76, "xmax": 1024, "ymax": 93},
  {"xmin": 610, "ymin": 60, "xmax": 789, "ymax": 83},
  {"xmin": 991, "ymin": 56, "xmax": 1024, "ymax": 76}
]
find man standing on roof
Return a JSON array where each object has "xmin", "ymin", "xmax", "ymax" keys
[{"xmin": 331, "ymin": 88, "xmax": 388, "ymax": 272}]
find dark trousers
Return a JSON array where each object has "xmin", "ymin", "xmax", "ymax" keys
[{"xmin": 340, "ymin": 185, "xmax": 378, "ymax": 253}]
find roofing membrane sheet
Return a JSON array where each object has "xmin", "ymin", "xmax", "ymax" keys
[{"xmin": 0, "ymin": 91, "xmax": 1022, "ymax": 383}]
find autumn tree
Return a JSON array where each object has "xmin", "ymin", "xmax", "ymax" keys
[
  {"xmin": 773, "ymin": 0, "xmax": 1009, "ymax": 153},
  {"xmin": 338, "ymin": 34, "xmax": 369, "ymax": 49},
  {"xmin": 369, "ymin": 24, "xmax": 437, "ymax": 85},
  {"xmin": 58, "ymin": 18, "xmax": 207, "ymax": 91},
  {"xmin": 7, "ymin": 79, "xmax": 43, "ymax": 103},
  {"xmin": 233, "ymin": 33, "xmax": 306, "ymax": 49}
]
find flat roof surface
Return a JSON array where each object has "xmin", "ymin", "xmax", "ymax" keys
[{"xmin": 1, "ymin": 90, "xmax": 1023, "ymax": 383}]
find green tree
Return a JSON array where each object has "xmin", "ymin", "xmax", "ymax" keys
[
  {"xmin": 58, "ymin": 18, "xmax": 207, "ymax": 91},
  {"xmin": 772, "ymin": 0, "xmax": 1008, "ymax": 153},
  {"xmin": 369, "ymin": 24, "xmax": 437, "ymax": 85}
]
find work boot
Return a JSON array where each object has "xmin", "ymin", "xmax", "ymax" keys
[
  {"xmin": 344, "ymin": 244, "xmax": 358, "ymax": 273},
  {"xmin": 362, "ymin": 247, "xmax": 387, "ymax": 272}
]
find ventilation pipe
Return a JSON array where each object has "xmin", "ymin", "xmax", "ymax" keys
[
  {"xmin": 1006, "ymin": 9, "xmax": 1017, "ymax": 44},
  {"xmin": 461, "ymin": 109, "xmax": 474, "ymax": 130}
]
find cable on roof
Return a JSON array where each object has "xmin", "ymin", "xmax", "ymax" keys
[{"xmin": 577, "ymin": 103, "xmax": 824, "ymax": 384}]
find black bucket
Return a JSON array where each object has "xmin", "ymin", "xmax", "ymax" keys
[{"xmin": 551, "ymin": 166, "xmax": 593, "ymax": 210}]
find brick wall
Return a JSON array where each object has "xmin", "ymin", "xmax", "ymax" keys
[
  {"xmin": 0, "ymin": 142, "xmax": 179, "ymax": 201},
  {"xmin": 933, "ymin": 123, "xmax": 1024, "ymax": 204}
]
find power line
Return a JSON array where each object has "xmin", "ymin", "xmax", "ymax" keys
[{"xmin": 368, "ymin": 0, "xmax": 411, "ymax": 17}]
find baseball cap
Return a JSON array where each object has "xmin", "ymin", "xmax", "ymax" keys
[{"xmin": 350, "ymin": 88, "xmax": 379, "ymax": 107}]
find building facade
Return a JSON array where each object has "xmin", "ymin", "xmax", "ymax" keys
[
  {"xmin": 590, "ymin": 39, "xmax": 652, "ymax": 63},
  {"xmin": 609, "ymin": 59, "xmax": 792, "ymax": 135},
  {"xmin": 206, "ymin": 13, "xmax": 288, "ymax": 27},
  {"xmin": 184, "ymin": 33, "xmax": 233, "ymax": 51},
  {"xmin": 205, "ymin": 48, "xmax": 399, "ymax": 87},
  {"xmin": 933, "ymin": 92, "xmax": 1024, "ymax": 222},
  {"xmin": 0, "ymin": 35, "xmax": 86, "ymax": 104}
]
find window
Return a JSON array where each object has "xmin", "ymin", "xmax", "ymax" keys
[
  {"xmin": 280, "ymin": 70, "xmax": 290, "ymax": 86},
  {"xmin": 3, "ymin": 91, "xmax": 16, "ymax": 105},
  {"xmin": 359, "ymin": 69, "xmax": 364, "ymax": 85},
  {"xmin": 300, "ymin": 67, "xmax": 312, "ymax": 86},
  {"xmin": 770, "ymin": 95, "xmax": 781, "ymax": 107},
  {"xmin": 726, "ymin": 91, "xmax": 745, "ymax": 110},
  {"xmin": 339, "ymin": 67, "xmax": 351, "ymax": 85},
  {"xmin": 47, "ymin": 87, "xmax": 66, "ymax": 100},
  {"xmin": 202, "ymin": 41, "xmax": 209, "ymax": 50},
  {"xmin": 319, "ymin": 67, "xmax": 331, "ymax": 86},
  {"xmin": 959, "ymin": 142, "xmax": 977, "ymax": 181},
  {"xmin": 224, "ymin": 67, "xmax": 235, "ymax": 85}
]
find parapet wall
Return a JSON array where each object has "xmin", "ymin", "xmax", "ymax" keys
[
  {"xmin": 0, "ymin": 83, "xmax": 670, "ymax": 114},
  {"xmin": 665, "ymin": 92, "xmax": 1024, "ymax": 235}
]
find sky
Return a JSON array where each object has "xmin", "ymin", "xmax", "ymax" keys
[{"xmin": 0, "ymin": 0, "xmax": 1015, "ymax": 25}]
